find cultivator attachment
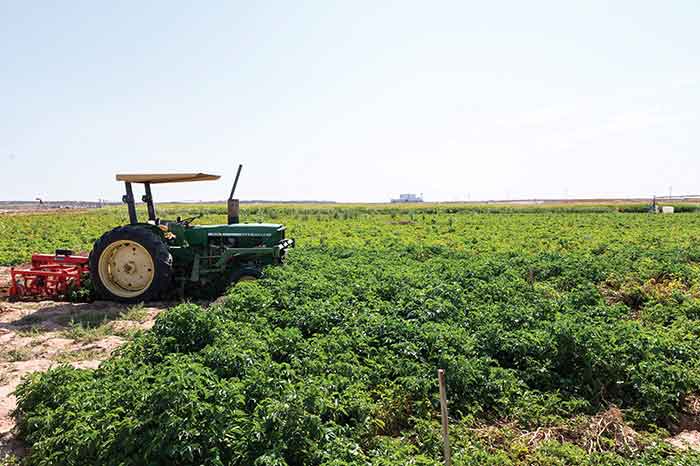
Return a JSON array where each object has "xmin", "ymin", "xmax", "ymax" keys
[{"xmin": 9, "ymin": 251, "xmax": 89, "ymax": 300}]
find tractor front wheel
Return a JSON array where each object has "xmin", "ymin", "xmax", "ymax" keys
[
  {"xmin": 89, "ymin": 226, "xmax": 172, "ymax": 302},
  {"xmin": 231, "ymin": 266, "xmax": 263, "ymax": 285}
]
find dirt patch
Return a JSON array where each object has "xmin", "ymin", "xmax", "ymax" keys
[
  {"xmin": 0, "ymin": 297, "xmax": 170, "ymax": 460},
  {"xmin": 668, "ymin": 431, "xmax": 700, "ymax": 451},
  {"xmin": 0, "ymin": 267, "xmax": 13, "ymax": 300}
]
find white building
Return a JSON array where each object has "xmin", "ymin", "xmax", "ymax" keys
[{"xmin": 391, "ymin": 193, "xmax": 423, "ymax": 203}]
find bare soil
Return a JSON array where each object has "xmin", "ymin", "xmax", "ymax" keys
[
  {"xmin": 0, "ymin": 268, "xmax": 12, "ymax": 300},
  {"xmin": 668, "ymin": 431, "xmax": 700, "ymax": 451}
]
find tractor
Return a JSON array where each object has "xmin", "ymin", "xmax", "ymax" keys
[{"xmin": 87, "ymin": 165, "xmax": 294, "ymax": 302}]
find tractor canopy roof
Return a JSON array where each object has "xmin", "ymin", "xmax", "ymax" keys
[{"xmin": 116, "ymin": 173, "xmax": 220, "ymax": 184}]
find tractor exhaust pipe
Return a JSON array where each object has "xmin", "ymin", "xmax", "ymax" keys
[{"xmin": 228, "ymin": 164, "xmax": 242, "ymax": 224}]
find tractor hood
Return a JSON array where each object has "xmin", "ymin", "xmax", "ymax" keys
[{"xmin": 184, "ymin": 223, "xmax": 287, "ymax": 247}]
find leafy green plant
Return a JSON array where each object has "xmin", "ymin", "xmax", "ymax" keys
[
  {"xmin": 120, "ymin": 302, "xmax": 149, "ymax": 322},
  {"xmin": 60, "ymin": 319, "xmax": 113, "ymax": 343},
  {"xmin": 9, "ymin": 205, "xmax": 700, "ymax": 464}
]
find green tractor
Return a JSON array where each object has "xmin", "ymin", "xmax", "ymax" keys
[{"xmin": 89, "ymin": 165, "xmax": 294, "ymax": 302}]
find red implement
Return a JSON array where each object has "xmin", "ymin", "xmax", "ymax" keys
[{"xmin": 9, "ymin": 253, "xmax": 89, "ymax": 300}]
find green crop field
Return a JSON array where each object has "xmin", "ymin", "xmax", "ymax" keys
[{"xmin": 5, "ymin": 204, "xmax": 700, "ymax": 464}]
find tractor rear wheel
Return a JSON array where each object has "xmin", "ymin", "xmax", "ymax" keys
[{"xmin": 89, "ymin": 226, "xmax": 172, "ymax": 302}]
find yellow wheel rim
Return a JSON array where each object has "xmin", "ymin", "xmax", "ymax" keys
[
  {"xmin": 237, "ymin": 275, "xmax": 257, "ymax": 283},
  {"xmin": 97, "ymin": 240, "xmax": 155, "ymax": 298}
]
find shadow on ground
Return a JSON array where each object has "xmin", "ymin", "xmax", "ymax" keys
[{"xmin": 0, "ymin": 301, "xmax": 177, "ymax": 333}]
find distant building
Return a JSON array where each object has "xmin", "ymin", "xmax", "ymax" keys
[{"xmin": 391, "ymin": 193, "xmax": 423, "ymax": 203}]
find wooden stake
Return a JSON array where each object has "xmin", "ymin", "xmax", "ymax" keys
[{"xmin": 438, "ymin": 369, "xmax": 452, "ymax": 466}]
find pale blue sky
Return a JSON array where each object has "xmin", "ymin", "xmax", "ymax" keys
[{"xmin": 1, "ymin": 1, "xmax": 698, "ymax": 202}]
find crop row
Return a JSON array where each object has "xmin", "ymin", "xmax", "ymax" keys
[{"xmin": 9, "ymin": 207, "xmax": 700, "ymax": 464}]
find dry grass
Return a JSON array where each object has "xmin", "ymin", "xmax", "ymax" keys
[
  {"xmin": 60, "ymin": 320, "xmax": 114, "ymax": 343},
  {"xmin": 51, "ymin": 348, "xmax": 105, "ymax": 363},
  {"xmin": 682, "ymin": 394, "xmax": 700, "ymax": 416},
  {"xmin": 467, "ymin": 407, "xmax": 646, "ymax": 456},
  {"xmin": 119, "ymin": 303, "xmax": 149, "ymax": 322},
  {"xmin": 599, "ymin": 276, "xmax": 697, "ymax": 312},
  {"xmin": 520, "ymin": 425, "xmax": 568, "ymax": 447},
  {"xmin": 0, "ymin": 348, "xmax": 32, "ymax": 363},
  {"xmin": 580, "ymin": 407, "xmax": 640, "ymax": 454}
]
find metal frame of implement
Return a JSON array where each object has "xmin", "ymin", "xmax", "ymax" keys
[{"xmin": 9, "ymin": 253, "xmax": 89, "ymax": 299}]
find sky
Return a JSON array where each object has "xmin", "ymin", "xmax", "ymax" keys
[{"xmin": 1, "ymin": 1, "xmax": 698, "ymax": 203}]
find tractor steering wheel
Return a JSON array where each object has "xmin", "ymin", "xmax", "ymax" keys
[{"xmin": 180, "ymin": 214, "xmax": 203, "ymax": 226}]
